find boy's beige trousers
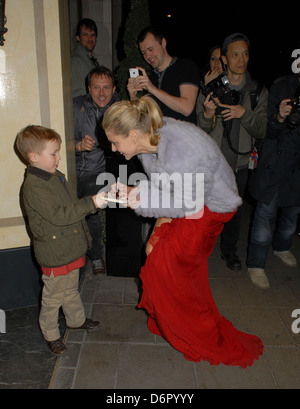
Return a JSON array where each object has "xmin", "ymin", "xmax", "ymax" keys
[{"xmin": 39, "ymin": 269, "xmax": 85, "ymax": 341}]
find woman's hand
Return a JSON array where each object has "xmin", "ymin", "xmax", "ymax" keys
[
  {"xmin": 204, "ymin": 66, "xmax": 222, "ymax": 85},
  {"xmin": 110, "ymin": 182, "xmax": 140, "ymax": 209},
  {"xmin": 145, "ymin": 218, "xmax": 172, "ymax": 256}
]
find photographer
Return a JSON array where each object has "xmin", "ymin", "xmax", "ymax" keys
[
  {"xmin": 128, "ymin": 26, "xmax": 200, "ymax": 124},
  {"xmin": 247, "ymin": 65, "xmax": 300, "ymax": 289},
  {"xmin": 197, "ymin": 33, "xmax": 268, "ymax": 271}
]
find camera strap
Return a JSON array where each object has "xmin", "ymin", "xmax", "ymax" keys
[
  {"xmin": 224, "ymin": 82, "xmax": 264, "ymax": 156},
  {"xmin": 223, "ymin": 120, "xmax": 251, "ymax": 155},
  {"xmin": 250, "ymin": 83, "xmax": 263, "ymax": 111}
]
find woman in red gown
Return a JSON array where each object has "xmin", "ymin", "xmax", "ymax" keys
[
  {"xmin": 103, "ymin": 96, "xmax": 264, "ymax": 368},
  {"xmin": 140, "ymin": 212, "xmax": 263, "ymax": 367}
]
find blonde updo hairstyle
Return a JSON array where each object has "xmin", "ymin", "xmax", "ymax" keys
[{"xmin": 102, "ymin": 95, "xmax": 164, "ymax": 146}]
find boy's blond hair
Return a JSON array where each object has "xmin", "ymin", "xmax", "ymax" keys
[{"xmin": 15, "ymin": 125, "xmax": 62, "ymax": 163}]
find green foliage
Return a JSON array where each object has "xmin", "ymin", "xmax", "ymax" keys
[{"xmin": 115, "ymin": 0, "xmax": 151, "ymax": 99}]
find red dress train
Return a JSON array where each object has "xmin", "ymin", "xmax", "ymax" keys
[{"xmin": 138, "ymin": 206, "xmax": 264, "ymax": 368}]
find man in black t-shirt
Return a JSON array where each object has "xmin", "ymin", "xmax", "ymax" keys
[{"xmin": 127, "ymin": 26, "xmax": 200, "ymax": 124}]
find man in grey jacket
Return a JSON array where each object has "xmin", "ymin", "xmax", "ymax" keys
[
  {"xmin": 71, "ymin": 18, "xmax": 99, "ymax": 97},
  {"xmin": 197, "ymin": 33, "xmax": 268, "ymax": 271},
  {"xmin": 74, "ymin": 66, "xmax": 120, "ymax": 275}
]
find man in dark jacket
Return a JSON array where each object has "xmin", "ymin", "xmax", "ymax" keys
[
  {"xmin": 247, "ymin": 70, "xmax": 300, "ymax": 289},
  {"xmin": 73, "ymin": 66, "xmax": 120, "ymax": 275}
]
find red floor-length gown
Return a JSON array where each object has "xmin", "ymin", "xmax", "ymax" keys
[{"xmin": 138, "ymin": 206, "xmax": 264, "ymax": 368}]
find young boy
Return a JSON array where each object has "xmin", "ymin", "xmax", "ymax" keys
[{"xmin": 15, "ymin": 125, "xmax": 106, "ymax": 355}]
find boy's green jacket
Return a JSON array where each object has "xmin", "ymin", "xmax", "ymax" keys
[{"xmin": 22, "ymin": 166, "xmax": 97, "ymax": 268}]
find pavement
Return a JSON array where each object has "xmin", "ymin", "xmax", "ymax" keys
[
  {"xmin": 1, "ymin": 201, "xmax": 300, "ymax": 390},
  {"xmin": 49, "ymin": 202, "xmax": 300, "ymax": 389}
]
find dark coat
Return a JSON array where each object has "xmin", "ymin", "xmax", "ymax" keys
[
  {"xmin": 73, "ymin": 92, "xmax": 120, "ymax": 176},
  {"xmin": 249, "ymin": 74, "xmax": 300, "ymax": 206}
]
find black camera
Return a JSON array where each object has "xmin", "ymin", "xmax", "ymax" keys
[
  {"xmin": 287, "ymin": 95, "xmax": 300, "ymax": 128},
  {"xmin": 200, "ymin": 73, "xmax": 241, "ymax": 114},
  {"xmin": 202, "ymin": 73, "xmax": 229, "ymax": 100}
]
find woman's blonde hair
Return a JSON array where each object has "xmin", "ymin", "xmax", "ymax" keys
[{"xmin": 102, "ymin": 95, "xmax": 164, "ymax": 146}]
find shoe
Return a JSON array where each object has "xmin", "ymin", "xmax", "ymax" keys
[
  {"xmin": 221, "ymin": 253, "xmax": 242, "ymax": 270},
  {"xmin": 67, "ymin": 318, "xmax": 101, "ymax": 332},
  {"xmin": 46, "ymin": 338, "xmax": 67, "ymax": 356},
  {"xmin": 274, "ymin": 250, "xmax": 297, "ymax": 267},
  {"xmin": 92, "ymin": 258, "xmax": 106, "ymax": 275},
  {"xmin": 248, "ymin": 268, "xmax": 270, "ymax": 290}
]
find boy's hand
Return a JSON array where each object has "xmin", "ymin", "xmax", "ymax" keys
[{"xmin": 93, "ymin": 191, "xmax": 107, "ymax": 208}]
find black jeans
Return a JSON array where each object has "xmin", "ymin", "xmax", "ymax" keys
[
  {"xmin": 220, "ymin": 168, "xmax": 249, "ymax": 255},
  {"xmin": 77, "ymin": 173, "xmax": 105, "ymax": 261}
]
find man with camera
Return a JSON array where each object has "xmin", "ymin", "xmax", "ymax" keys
[
  {"xmin": 197, "ymin": 33, "xmax": 268, "ymax": 271},
  {"xmin": 246, "ymin": 59, "xmax": 300, "ymax": 289},
  {"xmin": 127, "ymin": 26, "xmax": 200, "ymax": 124}
]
